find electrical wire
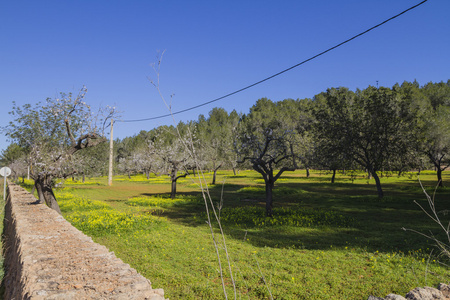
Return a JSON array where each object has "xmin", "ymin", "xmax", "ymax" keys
[{"xmin": 120, "ymin": 0, "xmax": 428, "ymax": 123}]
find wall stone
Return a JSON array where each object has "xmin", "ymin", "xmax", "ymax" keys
[
  {"xmin": 368, "ymin": 283, "xmax": 450, "ymax": 300},
  {"xmin": 3, "ymin": 182, "xmax": 167, "ymax": 299}
]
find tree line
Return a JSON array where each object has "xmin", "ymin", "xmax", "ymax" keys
[{"xmin": 2, "ymin": 80, "xmax": 449, "ymax": 216}]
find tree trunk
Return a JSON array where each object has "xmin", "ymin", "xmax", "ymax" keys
[
  {"xmin": 437, "ymin": 168, "xmax": 443, "ymax": 187},
  {"xmin": 82, "ymin": 172, "xmax": 85, "ymax": 183},
  {"xmin": 171, "ymin": 179, "xmax": 177, "ymax": 199},
  {"xmin": 35, "ymin": 176, "xmax": 62, "ymax": 214},
  {"xmin": 212, "ymin": 170, "xmax": 217, "ymax": 185},
  {"xmin": 145, "ymin": 169, "xmax": 150, "ymax": 180},
  {"xmin": 372, "ymin": 171, "xmax": 384, "ymax": 198},
  {"xmin": 265, "ymin": 181, "xmax": 274, "ymax": 217},
  {"xmin": 170, "ymin": 167, "xmax": 178, "ymax": 199},
  {"xmin": 34, "ymin": 179, "xmax": 45, "ymax": 204},
  {"xmin": 232, "ymin": 167, "xmax": 237, "ymax": 176},
  {"xmin": 211, "ymin": 163, "xmax": 222, "ymax": 185},
  {"xmin": 127, "ymin": 171, "xmax": 131, "ymax": 179},
  {"xmin": 331, "ymin": 168, "xmax": 336, "ymax": 183},
  {"xmin": 42, "ymin": 182, "xmax": 62, "ymax": 214},
  {"xmin": 306, "ymin": 168, "xmax": 310, "ymax": 178}
]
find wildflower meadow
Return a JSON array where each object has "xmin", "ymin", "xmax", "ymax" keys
[{"xmin": 22, "ymin": 170, "xmax": 450, "ymax": 299}]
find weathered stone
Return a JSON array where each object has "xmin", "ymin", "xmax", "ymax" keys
[
  {"xmin": 438, "ymin": 283, "xmax": 450, "ymax": 298},
  {"xmin": 3, "ymin": 182, "xmax": 167, "ymax": 300},
  {"xmin": 405, "ymin": 286, "xmax": 445, "ymax": 300},
  {"xmin": 385, "ymin": 294, "xmax": 407, "ymax": 300},
  {"xmin": 368, "ymin": 295, "xmax": 385, "ymax": 300}
]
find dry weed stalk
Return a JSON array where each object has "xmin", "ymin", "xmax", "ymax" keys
[
  {"xmin": 149, "ymin": 52, "xmax": 237, "ymax": 299},
  {"xmin": 402, "ymin": 179, "xmax": 450, "ymax": 266}
]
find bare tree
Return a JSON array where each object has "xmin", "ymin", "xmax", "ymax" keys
[{"xmin": 149, "ymin": 126, "xmax": 192, "ymax": 199}]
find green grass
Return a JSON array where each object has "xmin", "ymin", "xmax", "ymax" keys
[{"xmin": 26, "ymin": 170, "xmax": 450, "ymax": 299}]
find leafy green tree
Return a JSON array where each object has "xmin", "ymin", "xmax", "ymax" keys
[
  {"xmin": 235, "ymin": 98, "xmax": 299, "ymax": 216},
  {"xmin": 420, "ymin": 81, "xmax": 450, "ymax": 186},
  {"xmin": 422, "ymin": 105, "xmax": 450, "ymax": 186},
  {"xmin": 284, "ymin": 98, "xmax": 316, "ymax": 177},
  {"xmin": 0, "ymin": 143, "xmax": 25, "ymax": 166},
  {"xmin": 197, "ymin": 107, "xmax": 240, "ymax": 184},
  {"xmin": 422, "ymin": 80, "xmax": 450, "ymax": 109},
  {"xmin": 314, "ymin": 86, "xmax": 417, "ymax": 198}
]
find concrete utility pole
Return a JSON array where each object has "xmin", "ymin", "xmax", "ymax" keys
[{"xmin": 108, "ymin": 119, "xmax": 114, "ymax": 186}]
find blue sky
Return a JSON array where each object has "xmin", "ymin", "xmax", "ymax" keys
[{"xmin": 1, "ymin": 0, "xmax": 449, "ymax": 153}]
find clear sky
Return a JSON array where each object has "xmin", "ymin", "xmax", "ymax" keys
[{"xmin": 1, "ymin": 0, "xmax": 449, "ymax": 153}]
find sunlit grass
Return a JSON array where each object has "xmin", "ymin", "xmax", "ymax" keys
[
  {"xmin": 125, "ymin": 194, "xmax": 201, "ymax": 208},
  {"xmin": 18, "ymin": 169, "xmax": 450, "ymax": 299}
]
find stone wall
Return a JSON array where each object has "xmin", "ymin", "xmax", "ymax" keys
[
  {"xmin": 368, "ymin": 283, "xmax": 450, "ymax": 300},
  {"xmin": 3, "ymin": 182, "xmax": 167, "ymax": 299}
]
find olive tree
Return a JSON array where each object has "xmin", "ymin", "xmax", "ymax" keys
[
  {"xmin": 235, "ymin": 98, "xmax": 299, "ymax": 216},
  {"xmin": 422, "ymin": 105, "xmax": 450, "ymax": 186},
  {"xmin": 314, "ymin": 86, "xmax": 417, "ymax": 198},
  {"xmin": 420, "ymin": 81, "xmax": 450, "ymax": 186}
]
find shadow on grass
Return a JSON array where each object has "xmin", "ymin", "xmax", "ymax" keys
[{"xmin": 137, "ymin": 180, "xmax": 450, "ymax": 254}]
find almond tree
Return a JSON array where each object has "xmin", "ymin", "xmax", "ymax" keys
[
  {"xmin": 117, "ymin": 155, "xmax": 137, "ymax": 179},
  {"xmin": 150, "ymin": 124, "xmax": 193, "ymax": 199},
  {"xmin": 3, "ymin": 87, "xmax": 116, "ymax": 213}
]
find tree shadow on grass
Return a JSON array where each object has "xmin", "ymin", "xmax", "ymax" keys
[{"xmin": 133, "ymin": 179, "xmax": 450, "ymax": 254}]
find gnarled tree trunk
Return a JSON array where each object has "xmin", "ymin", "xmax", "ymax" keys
[
  {"xmin": 264, "ymin": 179, "xmax": 274, "ymax": 217},
  {"xmin": 437, "ymin": 168, "xmax": 443, "ymax": 187},
  {"xmin": 371, "ymin": 171, "xmax": 384, "ymax": 198},
  {"xmin": 169, "ymin": 164, "xmax": 188, "ymax": 199},
  {"xmin": 331, "ymin": 168, "xmax": 336, "ymax": 183},
  {"xmin": 34, "ymin": 175, "xmax": 62, "ymax": 214},
  {"xmin": 211, "ymin": 162, "xmax": 222, "ymax": 185}
]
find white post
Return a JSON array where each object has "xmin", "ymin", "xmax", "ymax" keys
[
  {"xmin": 1, "ymin": 167, "xmax": 11, "ymax": 202},
  {"xmin": 108, "ymin": 119, "xmax": 114, "ymax": 186}
]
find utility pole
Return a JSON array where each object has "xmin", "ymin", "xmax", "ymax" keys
[{"xmin": 108, "ymin": 119, "xmax": 114, "ymax": 186}]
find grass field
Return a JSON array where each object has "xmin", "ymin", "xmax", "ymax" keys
[{"xmin": 23, "ymin": 170, "xmax": 450, "ymax": 299}]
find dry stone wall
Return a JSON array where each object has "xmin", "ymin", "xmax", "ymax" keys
[
  {"xmin": 368, "ymin": 283, "xmax": 450, "ymax": 299},
  {"xmin": 3, "ymin": 182, "xmax": 167, "ymax": 300}
]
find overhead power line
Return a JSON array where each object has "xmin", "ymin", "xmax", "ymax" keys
[{"xmin": 120, "ymin": 0, "xmax": 428, "ymax": 123}]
